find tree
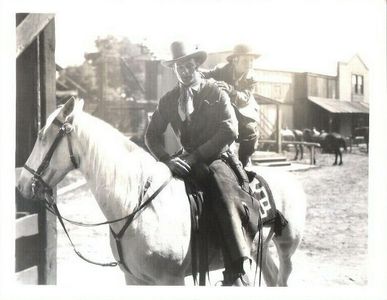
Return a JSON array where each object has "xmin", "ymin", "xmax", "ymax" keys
[{"xmin": 60, "ymin": 35, "xmax": 153, "ymax": 102}]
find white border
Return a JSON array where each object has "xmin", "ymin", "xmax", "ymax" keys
[{"xmin": 1, "ymin": 0, "xmax": 386, "ymax": 299}]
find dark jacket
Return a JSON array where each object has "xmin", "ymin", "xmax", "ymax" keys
[
  {"xmin": 145, "ymin": 80, "xmax": 238, "ymax": 164},
  {"xmin": 201, "ymin": 63, "xmax": 259, "ymax": 122}
]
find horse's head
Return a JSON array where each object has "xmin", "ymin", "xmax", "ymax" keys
[{"xmin": 17, "ymin": 97, "xmax": 84, "ymax": 200}]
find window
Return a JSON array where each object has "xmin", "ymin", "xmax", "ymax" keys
[{"xmin": 352, "ymin": 74, "xmax": 364, "ymax": 95}]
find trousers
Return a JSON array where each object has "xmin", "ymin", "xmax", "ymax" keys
[{"xmin": 189, "ymin": 156, "xmax": 251, "ymax": 270}]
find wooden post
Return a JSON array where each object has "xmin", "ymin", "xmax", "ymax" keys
[
  {"xmin": 276, "ymin": 104, "xmax": 282, "ymax": 153},
  {"xmin": 38, "ymin": 18, "xmax": 57, "ymax": 285},
  {"xmin": 15, "ymin": 13, "xmax": 57, "ymax": 285},
  {"xmin": 328, "ymin": 114, "xmax": 333, "ymax": 133},
  {"xmin": 310, "ymin": 145, "xmax": 315, "ymax": 165}
]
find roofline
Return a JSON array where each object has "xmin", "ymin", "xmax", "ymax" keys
[{"xmin": 337, "ymin": 54, "xmax": 369, "ymax": 71}]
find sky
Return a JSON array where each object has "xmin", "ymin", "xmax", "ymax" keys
[{"xmin": 51, "ymin": 0, "xmax": 384, "ymax": 77}]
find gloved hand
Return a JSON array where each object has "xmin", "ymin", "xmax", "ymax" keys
[
  {"xmin": 164, "ymin": 153, "xmax": 199, "ymax": 178},
  {"xmin": 164, "ymin": 157, "xmax": 192, "ymax": 178}
]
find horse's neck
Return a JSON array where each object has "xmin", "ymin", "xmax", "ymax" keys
[{"xmin": 73, "ymin": 113, "xmax": 154, "ymax": 221}]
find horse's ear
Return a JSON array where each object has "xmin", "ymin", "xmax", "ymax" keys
[
  {"xmin": 76, "ymin": 98, "xmax": 85, "ymax": 112},
  {"xmin": 61, "ymin": 97, "xmax": 84, "ymax": 121}
]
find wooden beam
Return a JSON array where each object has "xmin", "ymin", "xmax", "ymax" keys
[
  {"xmin": 276, "ymin": 105, "xmax": 282, "ymax": 153},
  {"xmin": 15, "ymin": 214, "xmax": 39, "ymax": 239},
  {"xmin": 15, "ymin": 266, "xmax": 39, "ymax": 284},
  {"xmin": 16, "ymin": 13, "xmax": 55, "ymax": 58},
  {"xmin": 38, "ymin": 18, "xmax": 57, "ymax": 285}
]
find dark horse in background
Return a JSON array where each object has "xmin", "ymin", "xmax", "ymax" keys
[
  {"xmin": 263, "ymin": 128, "xmax": 304, "ymax": 161},
  {"xmin": 303, "ymin": 128, "xmax": 346, "ymax": 165}
]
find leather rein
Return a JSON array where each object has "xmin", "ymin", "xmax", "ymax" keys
[{"xmin": 23, "ymin": 116, "xmax": 172, "ymax": 274}]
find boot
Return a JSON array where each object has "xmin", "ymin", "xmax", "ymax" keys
[{"xmin": 222, "ymin": 271, "xmax": 251, "ymax": 286}]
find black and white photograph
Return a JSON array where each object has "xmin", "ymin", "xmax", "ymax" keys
[{"xmin": 0, "ymin": 0, "xmax": 386, "ymax": 299}]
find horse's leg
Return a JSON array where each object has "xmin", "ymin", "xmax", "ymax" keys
[
  {"xmin": 261, "ymin": 244, "xmax": 278, "ymax": 286},
  {"xmin": 255, "ymin": 229, "xmax": 278, "ymax": 286},
  {"xmin": 339, "ymin": 149, "xmax": 343, "ymax": 165},
  {"xmin": 333, "ymin": 151, "xmax": 338, "ymax": 165},
  {"xmin": 294, "ymin": 144, "xmax": 299, "ymax": 160},
  {"xmin": 300, "ymin": 144, "xmax": 304, "ymax": 160},
  {"xmin": 273, "ymin": 226, "xmax": 302, "ymax": 287}
]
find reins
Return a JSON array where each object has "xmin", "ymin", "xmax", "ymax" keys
[
  {"xmin": 43, "ymin": 176, "xmax": 172, "ymax": 270},
  {"xmin": 23, "ymin": 108, "xmax": 174, "ymax": 271}
]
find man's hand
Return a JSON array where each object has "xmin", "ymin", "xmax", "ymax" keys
[
  {"xmin": 215, "ymin": 81, "xmax": 233, "ymax": 93},
  {"xmin": 164, "ymin": 153, "xmax": 199, "ymax": 178},
  {"xmin": 164, "ymin": 157, "xmax": 191, "ymax": 178}
]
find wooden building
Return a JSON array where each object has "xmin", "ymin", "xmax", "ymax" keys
[
  {"xmin": 203, "ymin": 52, "xmax": 369, "ymax": 138},
  {"xmin": 294, "ymin": 55, "xmax": 369, "ymax": 136}
]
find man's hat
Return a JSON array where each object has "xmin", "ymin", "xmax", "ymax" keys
[
  {"xmin": 226, "ymin": 43, "xmax": 261, "ymax": 62},
  {"xmin": 161, "ymin": 41, "xmax": 207, "ymax": 68}
]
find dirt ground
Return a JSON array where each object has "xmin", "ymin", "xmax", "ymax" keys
[{"xmin": 56, "ymin": 146, "xmax": 368, "ymax": 287}]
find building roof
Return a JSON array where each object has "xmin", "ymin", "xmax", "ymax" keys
[{"xmin": 308, "ymin": 96, "xmax": 369, "ymax": 114}]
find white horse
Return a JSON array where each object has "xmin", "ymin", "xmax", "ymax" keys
[{"xmin": 17, "ymin": 98, "xmax": 306, "ymax": 286}]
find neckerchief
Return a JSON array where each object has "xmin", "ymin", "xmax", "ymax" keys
[{"xmin": 178, "ymin": 81, "xmax": 201, "ymax": 122}]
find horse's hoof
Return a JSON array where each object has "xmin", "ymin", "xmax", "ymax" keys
[
  {"xmin": 339, "ymin": 162, "xmax": 343, "ymax": 166},
  {"xmin": 333, "ymin": 163, "xmax": 337, "ymax": 166}
]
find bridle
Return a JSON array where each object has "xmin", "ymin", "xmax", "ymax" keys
[
  {"xmin": 23, "ymin": 117, "xmax": 78, "ymax": 201},
  {"xmin": 22, "ymin": 115, "xmax": 172, "ymax": 273}
]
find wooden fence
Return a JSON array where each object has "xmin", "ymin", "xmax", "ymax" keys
[{"xmin": 259, "ymin": 140, "xmax": 321, "ymax": 165}]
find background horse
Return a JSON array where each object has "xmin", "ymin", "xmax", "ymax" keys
[
  {"xmin": 263, "ymin": 128, "xmax": 304, "ymax": 161},
  {"xmin": 17, "ymin": 98, "xmax": 306, "ymax": 286},
  {"xmin": 303, "ymin": 128, "xmax": 346, "ymax": 165}
]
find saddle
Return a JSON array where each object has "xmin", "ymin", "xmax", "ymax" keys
[{"xmin": 183, "ymin": 156, "xmax": 288, "ymax": 285}]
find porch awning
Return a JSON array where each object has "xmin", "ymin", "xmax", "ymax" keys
[{"xmin": 308, "ymin": 96, "xmax": 369, "ymax": 114}]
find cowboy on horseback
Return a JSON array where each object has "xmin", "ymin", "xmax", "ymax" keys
[{"xmin": 145, "ymin": 41, "xmax": 253, "ymax": 286}]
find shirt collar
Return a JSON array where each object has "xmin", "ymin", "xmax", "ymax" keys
[{"xmin": 179, "ymin": 77, "xmax": 202, "ymax": 92}]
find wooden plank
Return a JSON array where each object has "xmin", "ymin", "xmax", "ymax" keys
[
  {"xmin": 16, "ymin": 14, "xmax": 55, "ymax": 58},
  {"xmin": 38, "ymin": 19, "xmax": 57, "ymax": 285},
  {"xmin": 15, "ymin": 214, "xmax": 39, "ymax": 239},
  {"xmin": 16, "ymin": 266, "xmax": 39, "ymax": 284}
]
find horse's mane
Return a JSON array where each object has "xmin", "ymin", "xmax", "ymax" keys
[{"xmin": 73, "ymin": 111, "xmax": 156, "ymax": 211}]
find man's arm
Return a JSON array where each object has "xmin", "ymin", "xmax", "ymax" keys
[
  {"xmin": 229, "ymin": 74, "xmax": 257, "ymax": 108},
  {"xmin": 144, "ymin": 101, "xmax": 170, "ymax": 162},
  {"xmin": 194, "ymin": 89, "xmax": 238, "ymax": 162}
]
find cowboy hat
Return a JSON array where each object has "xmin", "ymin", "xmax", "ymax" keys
[
  {"xmin": 161, "ymin": 41, "xmax": 207, "ymax": 68},
  {"xmin": 226, "ymin": 44, "xmax": 261, "ymax": 62}
]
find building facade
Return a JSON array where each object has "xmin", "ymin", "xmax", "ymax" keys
[
  {"xmin": 202, "ymin": 52, "xmax": 369, "ymax": 138},
  {"xmin": 143, "ymin": 53, "xmax": 370, "ymax": 153}
]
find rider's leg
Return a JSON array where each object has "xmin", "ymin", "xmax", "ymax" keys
[{"xmin": 207, "ymin": 159, "xmax": 253, "ymax": 286}]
